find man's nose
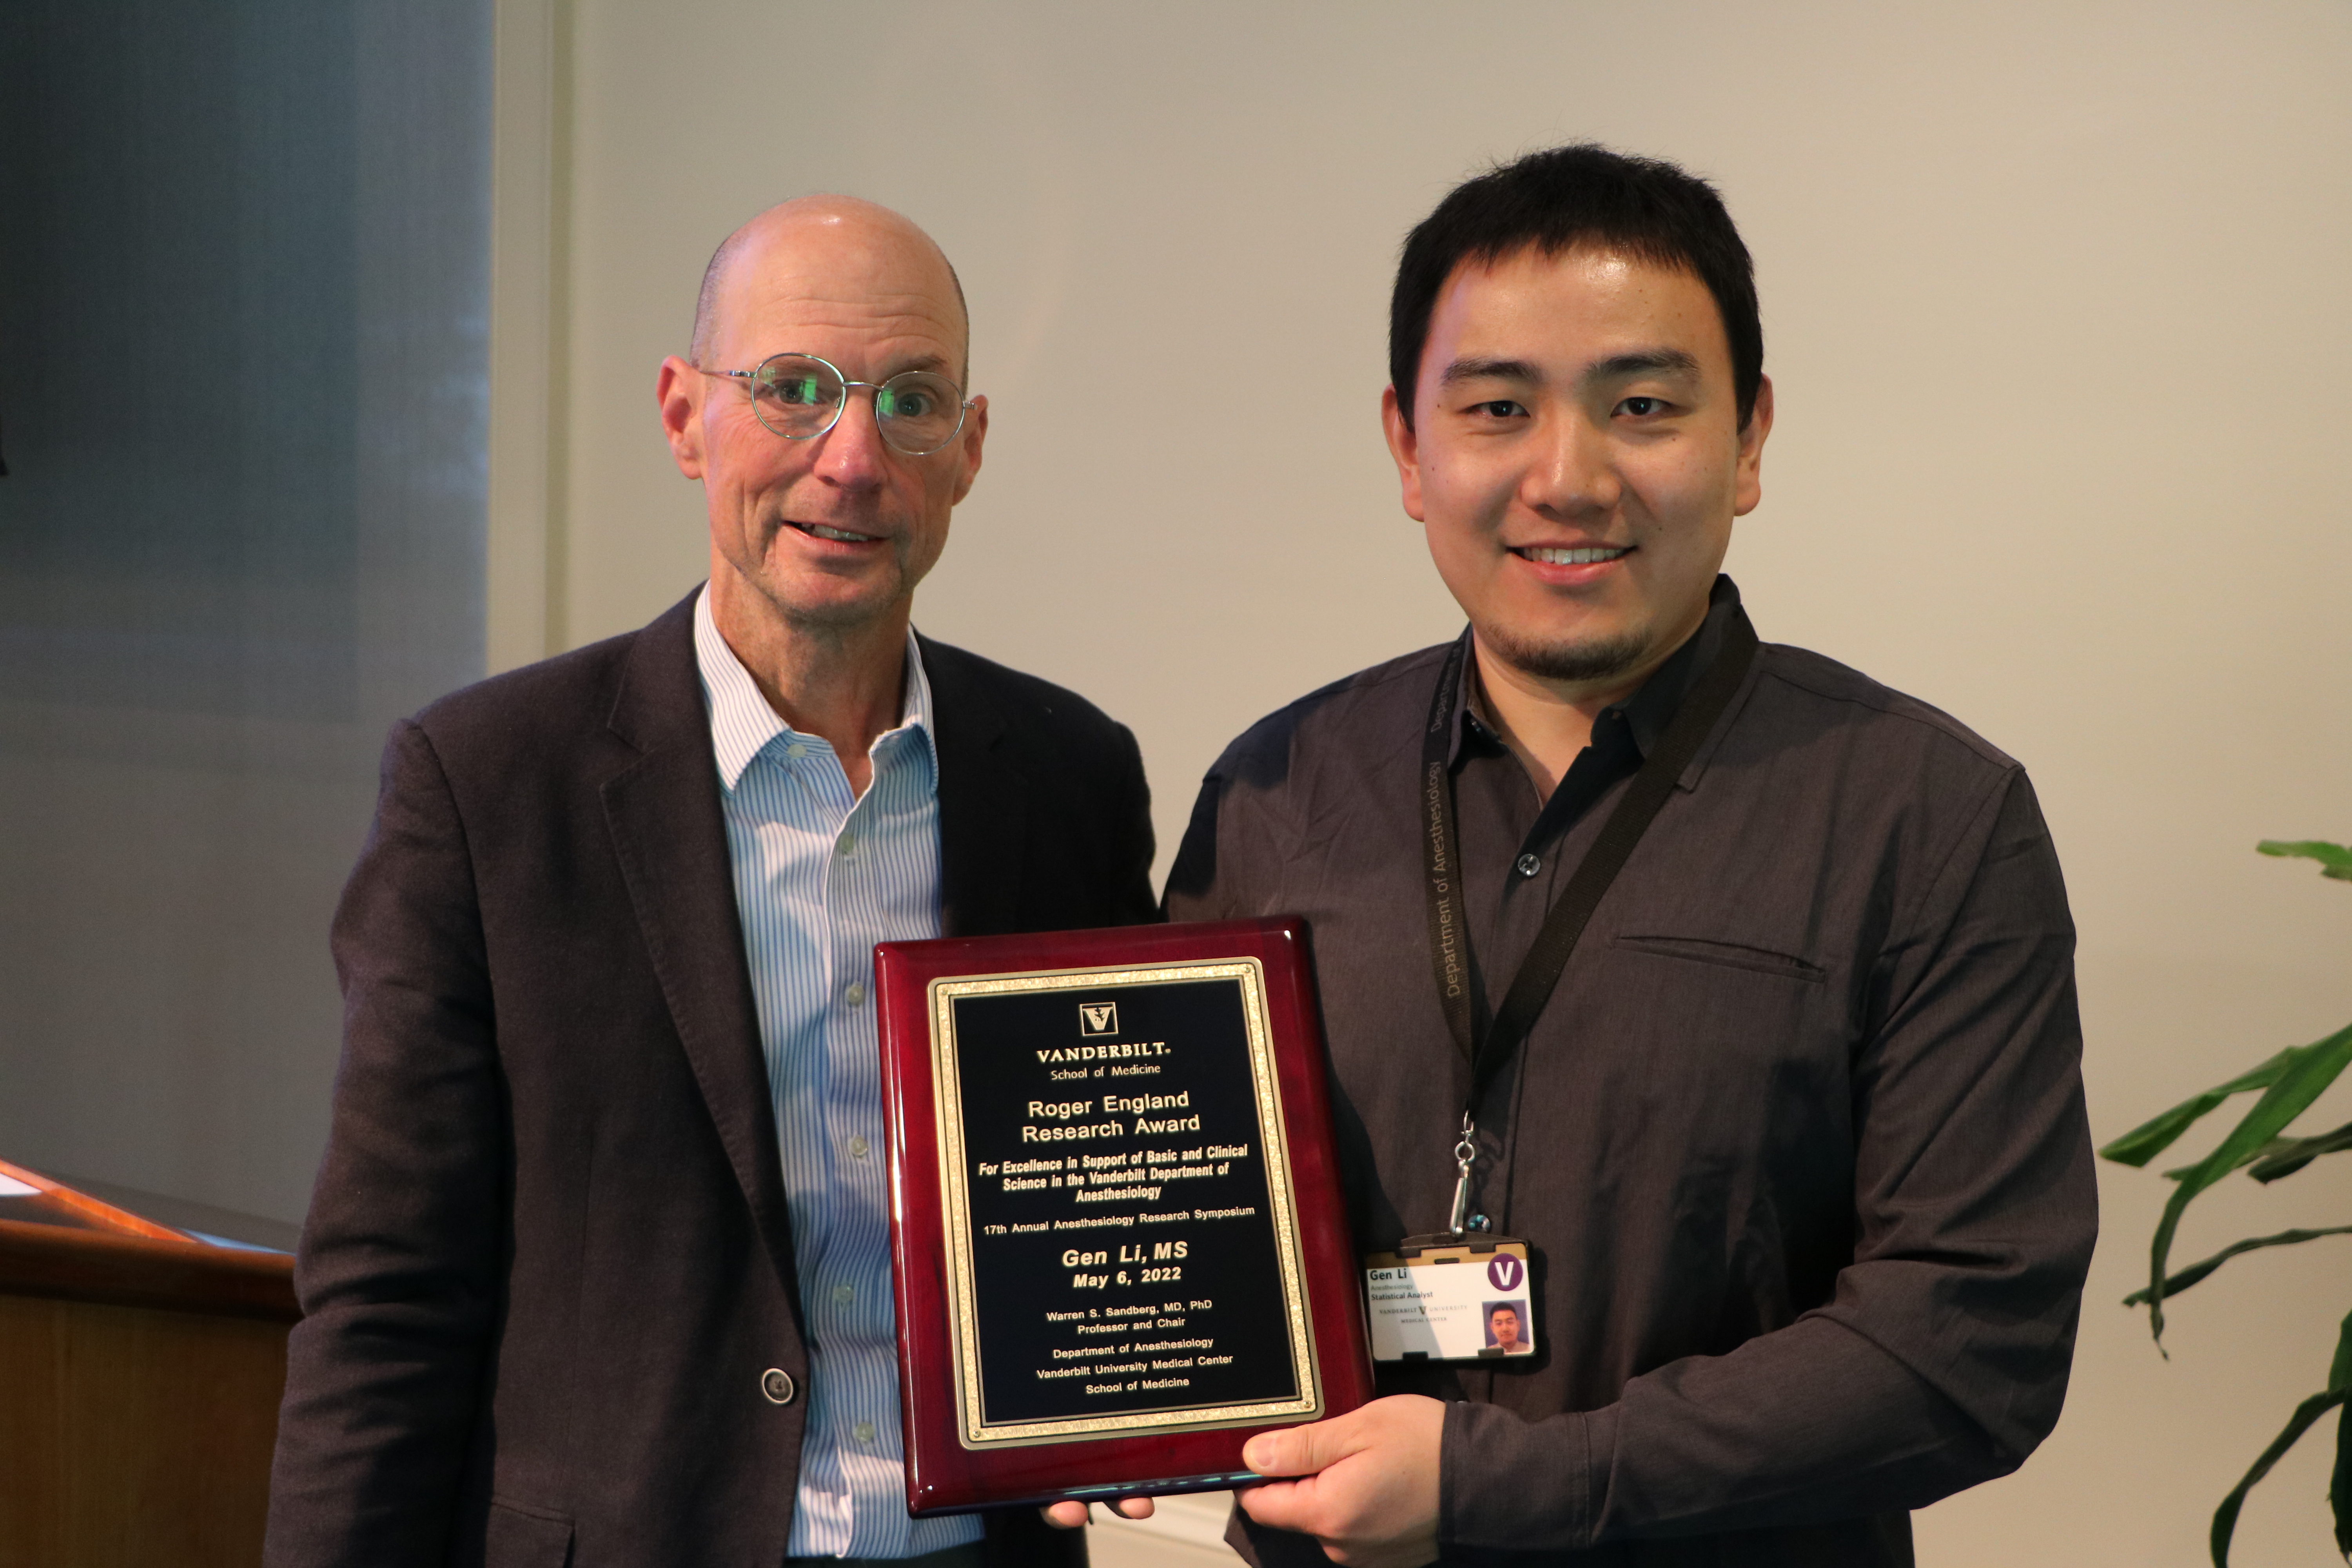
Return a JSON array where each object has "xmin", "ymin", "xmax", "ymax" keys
[
  {"xmin": 813, "ymin": 387, "xmax": 891, "ymax": 487},
  {"xmin": 1521, "ymin": 409, "xmax": 1617, "ymax": 516}
]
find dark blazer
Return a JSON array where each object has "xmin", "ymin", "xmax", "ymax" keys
[{"xmin": 265, "ymin": 591, "xmax": 1158, "ymax": 1568}]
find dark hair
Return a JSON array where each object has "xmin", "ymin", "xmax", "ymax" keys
[{"xmin": 1389, "ymin": 144, "xmax": 1762, "ymax": 431}]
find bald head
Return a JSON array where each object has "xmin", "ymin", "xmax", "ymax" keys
[{"xmin": 689, "ymin": 195, "xmax": 969, "ymax": 382}]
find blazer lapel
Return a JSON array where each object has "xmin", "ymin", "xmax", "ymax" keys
[
  {"xmin": 922, "ymin": 635, "xmax": 1029, "ymax": 938},
  {"xmin": 600, "ymin": 593, "xmax": 800, "ymax": 1303}
]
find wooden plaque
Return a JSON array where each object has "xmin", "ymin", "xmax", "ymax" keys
[{"xmin": 875, "ymin": 917, "xmax": 1372, "ymax": 1514}]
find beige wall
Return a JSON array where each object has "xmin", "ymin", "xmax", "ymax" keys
[{"xmin": 494, "ymin": 2, "xmax": 2352, "ymax": 1561}]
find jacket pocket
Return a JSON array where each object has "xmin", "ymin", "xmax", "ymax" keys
[
  {"xmin": 485, "ymin": 1499, "xmax": 573, "ymax": 1568},
  {"xmin": 1613, "ymin": 933, "xmax": 1826, "ymax": 984}
]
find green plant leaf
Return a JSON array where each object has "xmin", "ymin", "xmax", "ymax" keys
[
  {"xmin": 2332, "ymin": 1399, "xmax": 2349, "ymax": 1558},
  {"xmin": 2142, "ymin": 1023, "xmax": 2352, "ymax": 1346},
  {"xmin": 2324, "ymin": 1401, "xmax": 2343, "ymax": 1561},
  {"xmin": 2250, "ymin": 1118, "xmax": 2352, "ymax": 1183},
  {"xmin": 2257, "ymin": 838, "xmax": 2352, "ymax": 881},
  {"xmin": 2327, "ymin": 1308, "xmax": 2351, "ymax": 1558},
  {"xmin": 2122, "ymin": 1225, "xmax": 2352, "ymax": 1305},
  {"xmin": 2212, "ymin": 1309, "xmax": 2352, "ymax": 1566},
  {"xmin": 2212, "ymin": 1388, "xmax": 2348, "ymax": 1564},
  {"xmin": 2099, "ymin": 1046, "xmax": 2302, "ymax": 1168}
]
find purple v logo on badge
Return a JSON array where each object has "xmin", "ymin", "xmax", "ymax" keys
[{"xmin": 1486, "ymin": 1254, "xmax": 1524, "ymax": 1292}]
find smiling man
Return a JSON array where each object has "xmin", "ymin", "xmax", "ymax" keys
[
  {"xmin": 1163, "ymin": 147, "xmax": 2096, "ymax": 1566},
  {"xmin": 265, "ymin": 198, "xmax": 1154, "ymax": 1568}
]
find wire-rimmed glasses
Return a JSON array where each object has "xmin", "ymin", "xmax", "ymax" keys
[{"xmin": 698, "ymin": 352, "xmax": 973, "ymax": 456}]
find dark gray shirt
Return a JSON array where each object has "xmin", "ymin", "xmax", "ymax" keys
[{"xmin": 1166, "ymin": 579, "xmax": 2095, "ymax": 1566}]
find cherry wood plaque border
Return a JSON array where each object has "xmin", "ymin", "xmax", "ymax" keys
[{"xmin": 877, "ymin": 917, "xmax": 1373, "ymax": 1514}]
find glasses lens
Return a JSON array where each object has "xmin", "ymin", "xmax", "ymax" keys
[
  {"xmin": 875, "ymin": 371, "xmax": 966, "ymax": 454},
  {"xmin": 749, "ymin": 355, "xmax": 843, "ymax": 438}
]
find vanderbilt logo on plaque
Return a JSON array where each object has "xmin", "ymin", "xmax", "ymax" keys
[
  {"xmin": 876, "ymin": 918, "xmax": 1372, "ymax": 1513},
  {"xmin": 930, "ymin": 961, "xmax": 1319, "ymax": 1447}
]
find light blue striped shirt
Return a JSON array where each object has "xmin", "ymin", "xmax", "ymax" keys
[{"xmin": 694, "ymin": 588, "xmax": 984, "ymax": 1559}]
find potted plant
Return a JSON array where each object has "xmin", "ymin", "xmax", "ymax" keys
[{"xmin": 2099, "ymin": 839, "xmax": 2352, "ymax": 1565}]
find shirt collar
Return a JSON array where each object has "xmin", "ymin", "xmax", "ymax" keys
[
  {"xmin": 1450, "ymin": 574, "xmax": 1744, "ymax": 767},
  {"xmin": 692, "ymin": 584, "xmax": 936, "ymax": 790}
]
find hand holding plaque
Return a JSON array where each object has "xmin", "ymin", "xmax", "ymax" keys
[{"xmin": 876, "ymin": 918, "xmax": 1374, "ymax": 1514}]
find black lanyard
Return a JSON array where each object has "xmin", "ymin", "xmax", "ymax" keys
[{"xmin": 1418, "ymin": 610, "xmax": 1760, "ymax": 1182}]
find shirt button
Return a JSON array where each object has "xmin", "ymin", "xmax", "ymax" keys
[
  {"xmin": 1515, "ymin": 853, "xmax": 1541, "ymax": 878},
  {"xmin": 837, "ymin": 831, "xmax": 856, "ymax": 856},
  {"xmin": 853, "ymin": 1420, "xmax": 877, "ymax": 1444},
  {"xmin": 842, "ymin": 982, "xmax": 867, "ymax": 1007},
  {"xmin": 784, "ymin": 742, "xmax": 807, "ymax": 760},
  {"xmin": 832, "ymin": 1282, "xmax": 855, "ymax": 1305},
  {"xmin": 760, "ymin": 1368, "xmax": 797, "ymax": 1405},
  {"xmin": 848, "ymin": 1135, "xmax": 871, "ymax": 1159}
]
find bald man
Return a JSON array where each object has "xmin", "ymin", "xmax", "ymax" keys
[{"xmin": 264, "ymin": 199, "xmax": 1155, "ymax": 1568}]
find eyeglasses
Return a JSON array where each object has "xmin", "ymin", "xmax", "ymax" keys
[{"xmin": 697, "ymin": 352, "xmax": 973, "ymax": 456}]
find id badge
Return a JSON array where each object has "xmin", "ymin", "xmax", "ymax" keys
[{"xmin": 1361, "ymin": 1237, "xmax": 1536, "ymax": 1361}]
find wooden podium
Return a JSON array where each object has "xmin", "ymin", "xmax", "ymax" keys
[{"xmin": 0, "ymin": 1157, "xmax": 299, "ymax": 1568}]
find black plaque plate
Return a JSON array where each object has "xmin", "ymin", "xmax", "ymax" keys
[{"xmin": 943, "ymin": 969, "xmax": 1308, "ymax": 1433}]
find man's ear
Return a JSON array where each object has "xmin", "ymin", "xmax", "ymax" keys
[
  {"xmin": 657, "ymin": 356, "xmax": 706, "ymax": 480},
  {"xmin": 1732, "ymin": 373, "xmax": 1773, "ymax": 517},
  {"xmin": 1380, "ymin": 384, "xmax": 1426, "ymax": 523}
]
